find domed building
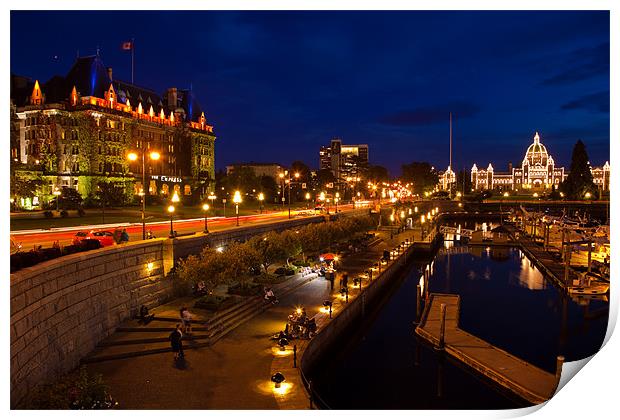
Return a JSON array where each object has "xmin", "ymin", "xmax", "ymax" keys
[{"xmin": 468, "ymin": 132, "xmax": 610, "ymax": 192}]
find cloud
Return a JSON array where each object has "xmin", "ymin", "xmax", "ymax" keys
[
  {"xmin": 561, "ymin": 91, "xmax": 609, "ymax": 113},
  {"xmin": 541, "ymin": 42, "xmax": 609, "ymax": 86},
  {"xmin": 379, "ymin": 102, "xmax": 480, "ymax": 126}
]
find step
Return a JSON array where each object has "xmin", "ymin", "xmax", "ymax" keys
[
  {"xmin": 82, "ymin": 339, "xmax": 213, "ymax": 364},
  {"xmin": 99, "ymin": 333, "xmax": 212, "ymax": 347}
]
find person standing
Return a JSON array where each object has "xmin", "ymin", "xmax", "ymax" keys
[
  {"xmin": 120, "ymin": 229, "xmax": 129, "ymax": 243},
  {"xmin": 169, "ymin": 324, "xmax": 184, "ymax": 360},
  {"xmin": 180, "ymin": 307, "xmax": 192, "ymax": 335}
]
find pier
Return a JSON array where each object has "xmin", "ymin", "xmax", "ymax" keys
[{"xmin": 415, "ymin": 293, "xmax": 560, "ymax": 405}]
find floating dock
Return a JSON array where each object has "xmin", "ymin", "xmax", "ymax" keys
[{"xmin": 415, "ymin": 293, "xmax": 559, "ymax": 405}]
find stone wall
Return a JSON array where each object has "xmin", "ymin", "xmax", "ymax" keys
[
  {"xmin": 10, "ymin": 240, "xmax": 171, "ymax": 407},
  {"xmin": 10, "ymin": 214, "xmax": 335, "ymax": 407}
]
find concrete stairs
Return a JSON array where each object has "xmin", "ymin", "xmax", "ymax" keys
[{"xmin": 82, "ymin": 273, "xmax": 319, "ymax": 364}]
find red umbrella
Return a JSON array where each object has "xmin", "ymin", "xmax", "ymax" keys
[{"xmin": 320, "ymin": 253, "xmax": 336, "ymax": 261}]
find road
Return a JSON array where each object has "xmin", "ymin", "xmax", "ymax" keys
[{"xmin": 10, "ymin": 204, "xmax": 364, "ymax": 250}]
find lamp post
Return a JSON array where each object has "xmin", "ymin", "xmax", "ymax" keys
[
  {"xmin": 305, "ymin": 192, "xmax": 311, "ymax": 209},
  {"xmin": 167, "ymin": 205, "xmax": 175, "ymax": 238},
  {"xmin": 280, "ymin": 171, "xmax": 300, "ymax": 219},
  {"xmin": 233, "ymin": 190, "xmax": 242, "ymax": 226},
  {"xmin": 258, "ymin": 192, "xmax": 264, "ymax": 214},
  {"xmin": 128, "ymin": 150, "xmax": 161, "ymax": 240},
  {"xmin": 335, "ymin": 192, "xmax": 340, "ymax": 213},
  {"xmin": 208, "ymin": 192, "xmax": 217, "ymax": 210},
  {"xmin": 52, "ymin": 187, "xmax": 61, "ymax": 212},
  {"xmin": 202, "ymin": 203, "xmax": 210, "ymax": 233}
]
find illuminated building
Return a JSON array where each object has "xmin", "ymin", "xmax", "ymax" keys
[
  {"xmin": 10, "ymin": 54, "xmax": 215, "ymax": 208},
  {"xmin": 319, "ymin": 138, "xmax": 368, "ymax": 183},
  {"xmin": 226, "ymin": 162, "xmax": 285, "ymax": 181},
  {"xmin": 467, "ymin": 132, "xmax": 609, "ymax": 192}
]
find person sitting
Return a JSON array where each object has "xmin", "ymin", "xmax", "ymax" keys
[
  {"xmin": 264, "ymin": 287, "xmax": 278, "ymax": 304},
  {"xmin": 194, "ymin": 280, "xmax": 207, "ymax": 296},
  {"xmin": 139, "ymin": 305, "xmax": 154, "ymax": 324},
  {"xmin": 304, "ymin": 318, "xmax": 317, "ymax": 338}
]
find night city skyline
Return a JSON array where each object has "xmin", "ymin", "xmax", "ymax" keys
[{"xmin": 10, "ymin": 10, "xmax": 610, "ymax": 175}]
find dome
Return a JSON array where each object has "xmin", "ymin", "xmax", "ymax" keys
[{"xmin": 523, "ymin": 132, "xmax": 549, "ymax": 167}]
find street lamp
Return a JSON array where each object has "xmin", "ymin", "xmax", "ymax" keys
[
  {"xmin": 52, "ymin": 186, "xmax": 61, "ymax": 212},
  {"xmin": 305, "ymin": 192, "xmax": 311, "ymax": 209},
  {"xmin": 128, "ymin": 150, "xmax": 161, "ymax": 240},
  {"xmin": 233, "ymin": 190, "xmax": 242, "ymax": 226},
  {"xmin": 202, "ymin": 203, "xmax": 210, "ymax": 233},
  {"xmin": 167, "ymin": 205, "xmax": 175, "ymax": 238},
  {"xmin": 335, "ymin": 192, "xmax": 340, "ymax": 213},
  {"xmin": 258, "ymin": 192, "xmax": 264, "ymax": 214}
]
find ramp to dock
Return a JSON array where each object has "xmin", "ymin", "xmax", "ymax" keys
[{"xmin": 415, "ymin": 293, "xmax": 558, "ymax": 405}]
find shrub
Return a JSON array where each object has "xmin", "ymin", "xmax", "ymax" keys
[
  {"xmin": 228, "ymin": 283, "xmax": 262, "ymax": 296},
  {"xmin": 81, "ymin": 239, "xmax": 101, "ymax": 251},
  {"xmin": 194, "ymin": 295, "xmax": 236, "ymax": 311},
  {"xmin": 26, "ymin": 366, "xmax": 117, "ymax": 409},
  {"xmin": 62, "ymin": 245, "xmax": 81, "ymax": 256},
  {"xmin": 274, "ymin": 267, "xmax": 295, "ymax": 276},
  {"xmin": 39, "ymin": 247, "xmax": 62, "ymax": 261},
  {"xmin": 43, "ymin": 210, "xmax": 53, "ymax": 218}
]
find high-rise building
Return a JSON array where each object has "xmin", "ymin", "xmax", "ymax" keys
[
  {"xmin": 10, "ymin": 54, "xmax": 216, "ymax": 209},
  {"xmin": 319, "ymin": 138, "xmax": 369, "ymax": 183}
]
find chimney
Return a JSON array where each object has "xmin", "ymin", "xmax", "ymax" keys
[
  {"xmin": 508, "ymin": 162, "xmax": 513, "ymax": 172},
  {"xmin": 107, "ymin": 67, "xmax": 113, "ymax": 81},
  {"xmin": 167, "ymin": 88, "xmax": 178, "ymax": 110}
]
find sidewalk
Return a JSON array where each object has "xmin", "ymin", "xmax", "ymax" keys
[{"xmin": 87, "ymin": 227, "xmax": 416, "ymax": 409}]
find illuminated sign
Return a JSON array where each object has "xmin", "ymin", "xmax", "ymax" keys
[{"xmin": 151, "ymin": 175, "xmax": 183, "ymax": 183}]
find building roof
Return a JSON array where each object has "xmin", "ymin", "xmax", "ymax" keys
[
  {"xmin": 524, "ymin": 132, "xmax": 549, "ymax": 166},
  {"xmin": 10, "ymin": 54, "xmax": 205, "ymax": 122}
]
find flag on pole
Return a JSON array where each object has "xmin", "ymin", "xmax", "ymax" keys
[{"xmin": 121, "ymin": 41, "xmax": 133, "ymax": 50}]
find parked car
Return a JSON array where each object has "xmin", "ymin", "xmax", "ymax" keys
[{"xmin": 73, "ymin": 230, "xmax": 116, "ymax": 247}]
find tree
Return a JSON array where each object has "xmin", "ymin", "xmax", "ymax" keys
[
  {"xmin": 367, "ymin": 165, "xmax": 389, "ymax": 183},
  {"xmin": 560, "ymin": 140, "xmax": 596, "ymax": 200},
  {"xmin": 279, "ymin": 230, "xmax": 302, "ymax": 266},
  {"xmin": 259, "ymin": 175, "xmax": 278, "ymax": 204},
  {"xmin": 10, "ymin": 175, "xmax": 42, "ymax": 205},
  {"xmin": 401, "ymin": 162, "xmax": 439, "ymax": 195},
  {"xmin": 456, "ymin": 169, "xmax": 472, "ymax": 194},
  {"xmin": 248, "ymin": 232, "xmax": 286, "ymax": 273},
  {"xmin": 221, "ymin": 242, "xmax": 260, "ymax": 288},
  {"xmin": 316, "ymin": 168, "xmax": 336, "ymax": 189}
]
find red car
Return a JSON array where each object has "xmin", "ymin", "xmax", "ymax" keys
[{"xmin": 73, "ymin": 230, "xmax": 116, "ymax": 247}]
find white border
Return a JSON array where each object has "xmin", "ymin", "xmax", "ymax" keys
[{"xmin": 3, "ymin": 2, "xmax": 617, "ymax": 419}]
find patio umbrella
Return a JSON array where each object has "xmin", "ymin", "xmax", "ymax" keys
[{"xmin": 320, "ymin": 253, "xmax": 336, "ymax": 261}]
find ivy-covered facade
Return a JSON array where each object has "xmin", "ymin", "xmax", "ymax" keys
[{"xmin": 10, "ymin": 55, "xmax": 216, "ymax": 209}]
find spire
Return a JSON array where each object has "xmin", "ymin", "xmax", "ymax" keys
[
  {"xmin": 534, "ymin": 132, "xmax": 540, "ymax": 144},
  {"xmin": 30, "ymin": 80, "xmax": 44, "ymax": 105},
  {"xmin": 70, "ymin": 85, "xmax": 78, "ymax": 106}
]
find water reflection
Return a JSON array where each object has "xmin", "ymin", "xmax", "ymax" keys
[{"xmin": 311, "ymin": 244, "xmax": 608, "ymax": 409}]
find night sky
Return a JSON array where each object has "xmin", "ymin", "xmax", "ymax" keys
[{"xmin": 10, "ymin": 11, "xmax": 610, "ymax": 176}]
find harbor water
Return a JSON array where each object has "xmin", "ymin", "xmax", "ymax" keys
[{"xmin": 310, "ymin": 241, "xmax": 609, "ymax": 409}]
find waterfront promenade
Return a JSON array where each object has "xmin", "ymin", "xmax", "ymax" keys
[{"xmin": 87, "ymin": 228, "xmax": 414, "ymax": 409}]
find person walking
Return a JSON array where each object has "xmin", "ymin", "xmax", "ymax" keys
[
  {"xmin": 180, "ymin": 307, "xmax": 192, "ymax": 335},
  {"xmin": 169, "ymin": 324, "xmax": 184, "ymax": 361},
  {"xmin": 120, "ymin": 229, "xmax": 129, "ymax": 243}
]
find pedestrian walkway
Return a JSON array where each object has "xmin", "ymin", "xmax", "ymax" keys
[{"xmin": 87, "ymin": 227, "xmax": 416, "ymax": 408}]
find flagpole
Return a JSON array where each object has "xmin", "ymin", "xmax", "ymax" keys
[{"xmin": 131, "ymin": 38, "xmax": 135, "ymax": 84}]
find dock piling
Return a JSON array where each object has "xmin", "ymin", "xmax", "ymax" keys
[
  {"xmin": 438, "ymin": 303, "xmax": 447, "ymax": 350},
  {"xmin": 415, "ymin": 284, "xmax": 422, "ymax": 322}
]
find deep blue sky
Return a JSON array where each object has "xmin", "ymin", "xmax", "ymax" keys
[{"xmin": 10, "ymin": 11, "xmax": 610, "ymax": 176}]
